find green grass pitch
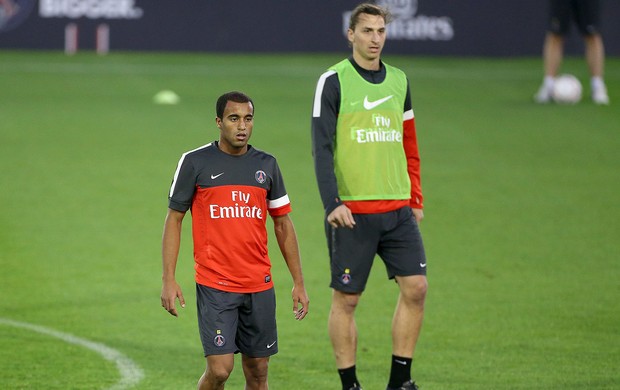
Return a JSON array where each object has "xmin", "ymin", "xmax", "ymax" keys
[{"xmin": 1, "ymin": 50, "xmax": 619, "ymax": 389}]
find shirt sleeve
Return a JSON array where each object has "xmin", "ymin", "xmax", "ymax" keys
[
  {"xmin": 402, "ymin": 78, "xmax": 424, "ymax": 209},
  {"xmin": 311, "ymin": 71, "xmax": 343, "ymax": 216},
  {"xmin": 267, "ymin": 158, "xmax": 292, "ymax": 216},
  {"xmin": 168, "ymin": 153, "xmax": 197, "ymax": 212}
]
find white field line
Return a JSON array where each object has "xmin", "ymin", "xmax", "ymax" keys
[{"xmin": 0, "ymin": 317, "xmax": 144, "ymax": 390}]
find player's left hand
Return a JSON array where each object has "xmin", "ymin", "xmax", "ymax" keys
[
  {"xmin": 292, "ymin": 285, "xmax": 309, "ymax": 320},
  {"xmin": 412, "ymin": 208, "xmax": 424, "ymax": 223}
]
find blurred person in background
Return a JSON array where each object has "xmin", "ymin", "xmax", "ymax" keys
[
  {"xmin": 534, "ymin": 0, "xmax": 610, "ymax": 105},
  {"xmin": 0, "ymin": 0, "xmax": 18, "ymax": 28}
]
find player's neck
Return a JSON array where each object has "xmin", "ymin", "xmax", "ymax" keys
[
  {"xmin": 217, "ymin": 140, "xmax": 248, "ymax": 156},
  {"xmin": 352, "ymin": 53, "xmax": 381, "ymax": 71}
]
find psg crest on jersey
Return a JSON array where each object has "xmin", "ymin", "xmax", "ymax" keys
[{"xmin": 255, "ymin": 170, "xmax": 266, "ymax": 184}]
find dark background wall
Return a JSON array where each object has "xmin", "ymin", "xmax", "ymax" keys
[{"xmin": 1, "ymin": 0, "xmax": 618, "ymax": 56}]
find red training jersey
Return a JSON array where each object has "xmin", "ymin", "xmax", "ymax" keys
[{"xmin": 168, "ymin": 142, "xmax": 291, "ymax": 293}]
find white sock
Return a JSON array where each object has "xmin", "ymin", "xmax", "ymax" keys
[
  {"xmin": 543, "ymin": 76, "xmax": 555, "ymax": 89},
  {"xmin": 591, "ymin": 77, "xmax": 605, "ymax": 91}
]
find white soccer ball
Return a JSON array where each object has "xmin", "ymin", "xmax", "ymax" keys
[{"xmin": 552, "ymin": 74, "xmax": 582, "ymax": 104}]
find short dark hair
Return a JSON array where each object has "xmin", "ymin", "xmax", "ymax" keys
[
  {"xmin": 349, "ymin": 3, "xmax": 392, "ymax": 31},
  {"xmin": 216, "ymin": 91, "xmax": 254, "ymax": 119}
]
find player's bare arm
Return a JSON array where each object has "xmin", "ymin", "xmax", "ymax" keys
[
  {"xmin": 272, "ymin": 214, "xmax": 309, "ymax": 320},
  {"xmin": 161, "ymin": 208, "xmax": 186, "ymax": 317},
  {"xmin": 327, "ymin": 204, "xmax": 356, "ymax": 229}
]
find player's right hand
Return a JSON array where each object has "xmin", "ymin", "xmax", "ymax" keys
[
  {"xmin": 327, "ymin": 204, "xmax": 356, "ymax": 229},
  {"xmin": 161, "ymin": 280, "xmax": 186, "ymax": 317}
]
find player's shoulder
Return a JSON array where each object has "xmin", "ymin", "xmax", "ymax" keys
[
  {"xmin": 316, "ymin": 68, "xmax": 340, "ymax": 96},
  {"xmin": 318, "ymin": 69, "xmax": 339, "ymax": 87},
  {"xmin": 383, "ymin": 61, "xmax": 406, "ymax": 76},
  {"xmin": 328, "ymin": 58, "xmax": 350, "ymax": 71},
  {"xmin": 174, "ymin": 142, "xmax": 218, "ymax": 170},
  {"xmin": 181, "ymin": 142, "xmax": 216, "ymax": 159},
  {"xmin": 247, "ymin": 145, "xmax": 277, "ymax": 163},
  {"xmin": 320, "ymin": 59, "xmax": 348, "ymax": 81},
  {"xmin": 184, "ymin": 142, "xmax": 227, "ymax": 164}
]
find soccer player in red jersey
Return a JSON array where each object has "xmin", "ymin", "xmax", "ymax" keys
[{"xmin": 161, "ymin": 91, "xmax": 309, "ymax": 390}]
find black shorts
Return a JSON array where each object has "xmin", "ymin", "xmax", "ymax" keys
[
  {"xmin": 196, "ymin": 284, "xmax": 278, "ymax": 357},
  {"xmin": 325, "ymin": 206, "xmax": 426, "ymax": 293},
  {"xmin": 548, "ymin": 0, "xmax": 601, "ymax": 36}
]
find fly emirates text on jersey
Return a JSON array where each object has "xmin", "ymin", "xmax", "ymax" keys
[
  {"xmin": 209, "ymin": 190, "xmax": 263, "ymax": 219},
  {"xmin": 353, "ymin": 114, "xmax": 402, "ymax": 144}
]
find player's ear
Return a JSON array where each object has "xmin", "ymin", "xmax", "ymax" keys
[
  {"xmin": 215, "ymin": 117, "xmax": 222, "ymax": 128},
  {"xmin": 347, "ymin": 28, "xmax": 354, "ymax": 44}
]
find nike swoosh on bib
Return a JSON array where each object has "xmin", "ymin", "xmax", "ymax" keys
[
  {"xmin": 363, "ymin": 95, "xmax": 393, "ymax": 110},
  {"xmin": 210, "ymin": 172, "xmax": 224, "ymax": 179}
]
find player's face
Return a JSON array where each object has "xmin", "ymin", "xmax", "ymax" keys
[
  {"xmin": 348, "ymin": 13, "xmax": 386, "ymax": 66},
  {"xmin": 216, "ymin": 100, "xmax": 254, "ymax": 155}
]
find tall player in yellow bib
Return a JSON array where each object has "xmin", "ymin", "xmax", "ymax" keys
[{"xmin": 311, "ymin": 3, "xmax": 427, "ymax": 390}]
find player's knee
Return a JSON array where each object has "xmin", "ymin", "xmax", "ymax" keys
[
  {"xmin": 333, "ymin": 290, "xmax": 361, "ymax": 312},
  {"xmin": 415, "ymin": 278, "xmax": 428, "ymax": 301},
  {"xmin": 400, "ymin": 276, "xmax": 427, "ymax": 303},
  {"xmin": 245, "ymin": 368, "xmax": 269, "ymax": 385},
  {"xmin": 206, "ymin": 364, "xmax": 233, "ymax": 385},
  {"xmin": 243, "ymin": 358, "xmax": 269, "ymax": 383}
]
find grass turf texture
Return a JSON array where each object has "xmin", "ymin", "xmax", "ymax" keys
[{"xmin": 1, "ymin": 51, "xmax": 619, "ymax": 389}]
